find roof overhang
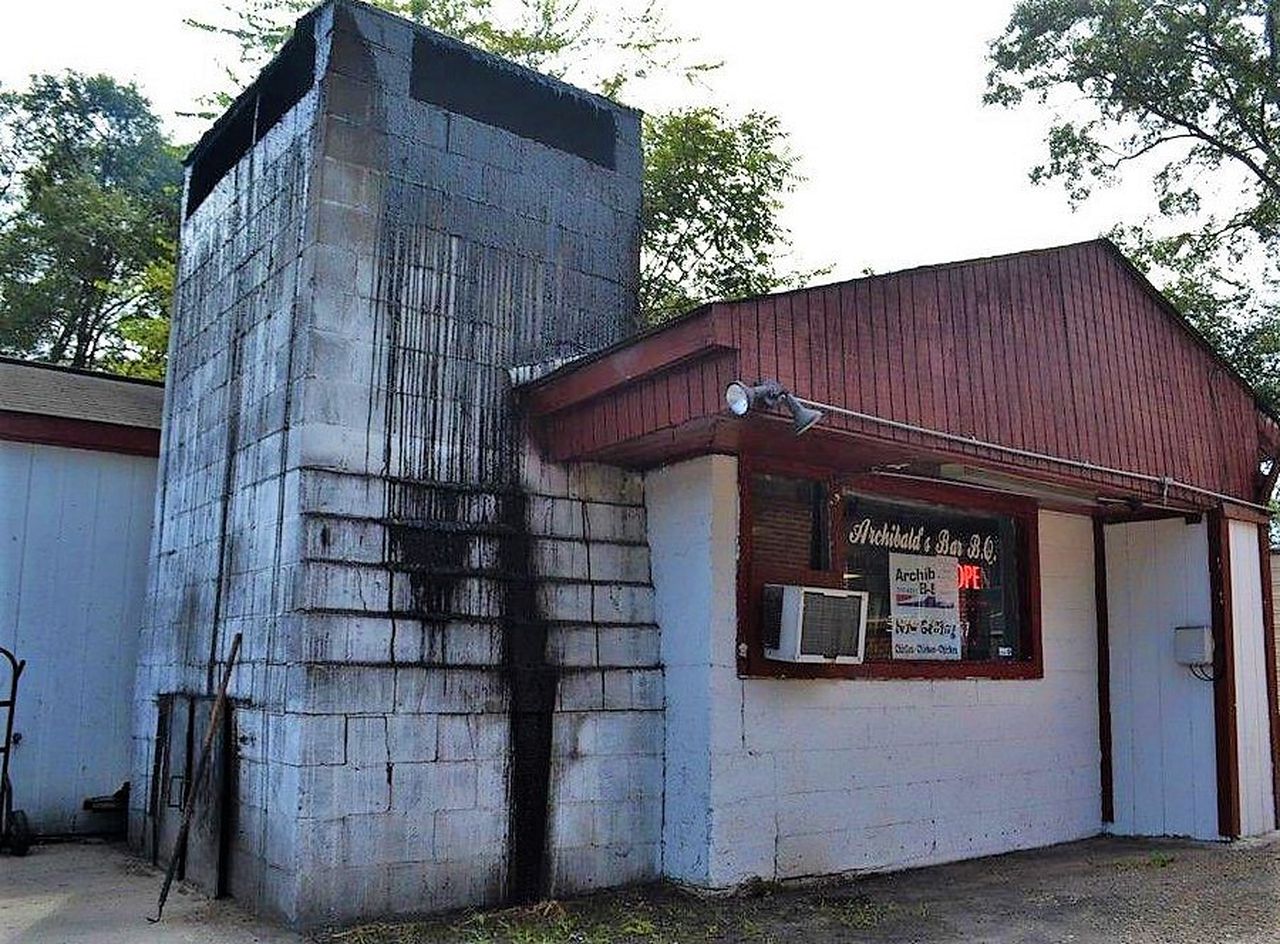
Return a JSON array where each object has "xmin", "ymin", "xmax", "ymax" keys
[
  {"xmin": 521, "ymin": 242, "xmax": 1278, "ymax": 520},
  {"xmin": 522, "ymin": 308, "xmax": 1207, "ymax": 516}
]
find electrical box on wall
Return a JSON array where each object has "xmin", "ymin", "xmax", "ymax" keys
[
  {"xmin": 1174, "ymin": 625, "xmax": 1214, "ymax": 666},
  {"xmin": 762, "ymin": 585, "xmax": 869, "ymax": 664}
]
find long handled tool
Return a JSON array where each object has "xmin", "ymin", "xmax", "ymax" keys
[{"xmin": 148, "ymin": 632, "xmax": 242, "ymax": 923}]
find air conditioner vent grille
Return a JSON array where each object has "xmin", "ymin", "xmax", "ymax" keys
[{"xmin": 799, "ymin": 591, "xmax": 863, "ymax": 659}]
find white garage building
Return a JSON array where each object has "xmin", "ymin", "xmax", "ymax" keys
[{"xmin": 0, "ymin": 357, "xmax": 161, "ymax": 835}]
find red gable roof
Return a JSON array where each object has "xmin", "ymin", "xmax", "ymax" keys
[{"xmin": 522, "ymin": 240, "xmax": 1280, "ymax": 510}]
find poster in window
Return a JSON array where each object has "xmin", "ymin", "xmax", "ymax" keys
[{"xmin": 888, "ymin": 553, "xmax": 961, "ymax": 660}]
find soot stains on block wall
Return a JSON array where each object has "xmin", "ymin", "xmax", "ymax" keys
[
  {"xmin": 355, "ymin": 1, "xmax": 646, "ymax": 907},
  {"xmin": 132, "ymin": 57, "xmax": 319, "ymax": 916},
  {"xmin": 409, "ymin": 33, "xmax": 617, "ymax": 170},
  {"xmin": 138, "ymin": 0, "xmax": 650, "ymax": 926},
  {"xmin": 375, "ymin": 178, "xmax": 559, "ymax": 899},
  {"xmin": 496, "ymin": 490, "xmax": 556, "ymax": 902},
  {"xmin": 185, "ymin": 16, "xmax": 318, "ymax": 217}
]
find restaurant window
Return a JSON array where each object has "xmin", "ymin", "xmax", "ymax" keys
[
  {"xmin": 743, "ymin": 471, "xmax": 1039, "ymax": 679},
  {"xmin": 842, "ymin": 492, "xmax": 1023, "ymax": 663},
  {"xmin": 748, "ymin": 473, "xmax": 830, "ymax": 572}
]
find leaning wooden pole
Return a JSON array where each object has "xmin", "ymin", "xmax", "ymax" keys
[{"xmin": 149, "ymin": 632, "xmax": 242, "ymax": 923}]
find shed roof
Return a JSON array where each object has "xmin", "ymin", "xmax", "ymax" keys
[
  {"xmin": 0, "ymin": 357, "xmax": 164, "ymax": 430},
  {"xmin": 523, "ymin": 240, "xmax": 1280, "ymax": 512}
]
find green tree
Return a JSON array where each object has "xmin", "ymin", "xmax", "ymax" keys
[
  {"xmin": 189, "ymin": 0, "xmax": 808, "ymax": 323},
  {"xmin": 188, "ymin": 0, "xmax": 717, "ymax": 110},
  {"xmin": 985, "ymin": 0, "xmax": 1280, "ymax": 408},
  {"xmin": 0, "ymin": 73, "xmax": 182, "ymax": 376},
  {"xmin": 641, "ymin": 109, "xmax": 800, "ymax": 322}
]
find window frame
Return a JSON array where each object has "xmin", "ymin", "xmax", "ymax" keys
[{"xmin": 737, "ymin": 458, "xmax": 1043, "ymax": 681}]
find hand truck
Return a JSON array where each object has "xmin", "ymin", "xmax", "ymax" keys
[{"xmin": 1, "ymin": 645, "xmax": 30, "ymax": 855}]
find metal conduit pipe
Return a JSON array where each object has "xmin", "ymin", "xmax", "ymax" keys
[
  {"xmin": 789, "ymin": 394, "xmax": 1274, "ymax": 515},
  {"xmin": 872, "ymin": 469, "xmax": 1209, "ymax": 518}
]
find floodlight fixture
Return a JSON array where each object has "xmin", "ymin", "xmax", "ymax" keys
[
  {"xmin": 724, "ymin": 379, "xmax": 824, "ymax": 436},
  {"xmin": 785, "ymin": 395, "xmax": 824, "ymax": 435},
  {"xmin": 724, "ymin": 380, "xmax": 782, "ymax": 416}
]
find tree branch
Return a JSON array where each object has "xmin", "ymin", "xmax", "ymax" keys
[{"xmin": 1100, "ymin": 132, "xmax": 1199, "ymax": 171}]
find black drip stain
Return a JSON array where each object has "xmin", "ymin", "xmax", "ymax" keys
[
  {"xmin": 382, "ymin": 481, "xmax": 556, "ymax": 900},
  {"xmin": 496, "ymin": 489, "xmax": 555, "ymax": 904},
  {"xmin": 386, "ymin": 485, "xmax": 471, "ymax": 619},
  {"xmin": 361, "ymin": 4, "xmax": 560, "ymax": 902},
  {"xmin": 377, "ymin": 247, "xmax": 558, "ymax": 899}
]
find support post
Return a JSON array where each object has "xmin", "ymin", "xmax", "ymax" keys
[
  {"xmin": 1209, "ymin": 510, "xmax": 1241, "ymax": 838},
  {"xmin": 1256, "ymin": 523, "xmax": 1280, "ymax": 829},
  {"xmin": 1093, "ymin": 518, "xmax": 1114, "ymax": 824}
]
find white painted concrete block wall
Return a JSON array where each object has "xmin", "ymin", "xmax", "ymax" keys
[
  {"xmin": 1227, "ymin": 519, "xmax": 1276, "ymax": 836},
  {"xmin": 526, "ymin": 449, "xmax": 664, "ymax": 896},
  {"xmin": 648, "ymin": 456, "xmax": 1102, "ymax": 886},
  {"xmin": 646, "ymin": 454, "xmax": 738, "ymax": 884},
  {"xmin": 283, "ymin": 452, "xmax": 662, "ymax": 923},
  {"xmin": 137, "ymin": 1, "xmax": 653, "ymax": 925},
  {"xmin": 1104, "ymin": 518, "xmax": 1218, "ymax": 839},
  {"xmin": 276, "ymin": 3, "xmax": 650, "ymax": 923},
  {"xmin": 130, "ymin": 67, "xmax": 321, "ymax": 917}
]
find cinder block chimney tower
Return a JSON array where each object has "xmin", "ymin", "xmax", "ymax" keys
[{"xmin": 132, "ymin": 0, "xmax": 659, "ymax": 927}]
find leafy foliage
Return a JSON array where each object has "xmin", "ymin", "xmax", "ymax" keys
[
  {"xmin": 985, "ymin": 0, "xmax": 1280, "ymax": 409},
  {"xmin": 641, "ymin": 109, "xmax": 802, "ymax": 323},
  {"xmin": 97, "ymin": 254, "xmax": 175, "ymax": 379},
  {"xmin": 0, "ymin": 1, "xmax": 808, "ymax": 380},
  {"xmin": 0, "ymin": 73, "xmax": 182, "ymax": 373},
  {"xmin": 187, "ymin": 0, "xmax": 719, "ymax": 111},
  {"xmin": 190, "ymin": 0, "xmax": 807, "ymax": 324}
]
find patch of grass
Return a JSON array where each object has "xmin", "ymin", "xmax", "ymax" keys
[
  {"xmin": 327, "ymin": 896, "xmax": 676, "ymax": 944},
  {"xmin": 827, "ymin": 898, "xmax": 895, "ymax": 930},
  {"xmin": 1107, "ymin": 850, "xmax": 1179, "ymax": 873},
  {"xmin": 316, "ymin": 881, "xmax": 936, "ymax": 944}
]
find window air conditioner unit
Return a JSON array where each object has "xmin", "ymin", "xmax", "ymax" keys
[{"xmin": 762, "ymin": 584, "xmax": 869, "ymax": 664}]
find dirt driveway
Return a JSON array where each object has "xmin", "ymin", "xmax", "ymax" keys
[
  {"xmin": 0, "ymin": 841, "xmax": 298, "ymax": 944},
  {"xmin": 4, "ymin": 835, "xmax": 1280, "ymax": 943}
]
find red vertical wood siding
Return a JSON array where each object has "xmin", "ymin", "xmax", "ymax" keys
[{"xmin": 527, "ymin": 240, "xmax": 1276, "ymax": 504}]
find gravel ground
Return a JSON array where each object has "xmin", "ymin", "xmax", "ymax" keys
[
  {"xmin": 318, "ymin": 835, "xmax": 1280, "ymax": 944},
  {"xmin": 4, "ymin": 835, "xmax": 1280, "ymax": 943}
]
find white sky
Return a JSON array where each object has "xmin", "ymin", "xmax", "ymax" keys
[{"xmin": 0, "ymin": 0, "xmax": 1156, "ymax": 282}]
